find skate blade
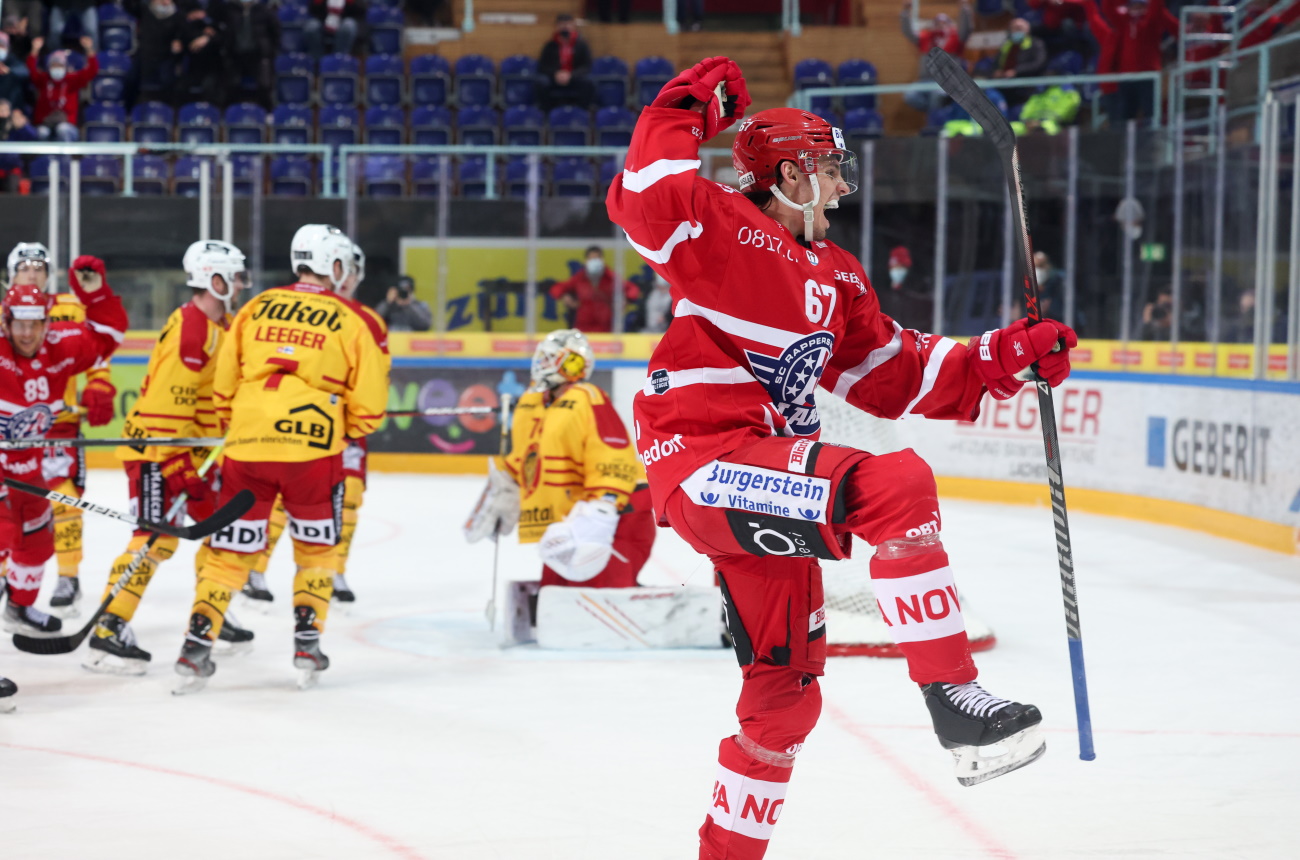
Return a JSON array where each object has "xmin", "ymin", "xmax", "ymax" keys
[
  {"xmin": 239, "ymin": 594, "xmax": 274, "ymax": 614},
  {"xmin": 0, "ymin": 697, "xmax": 15, "ymax": 714},
  {"xmin": 82, "ymin": 651, "xmax": 149, "ymax": 677},
  {"xmin": 171, "ymin": 674, "xmax": 210, "ymax": 695},
  {"xmin": 213, "ymin": 640, "xmax": 255, "ymax": 658},
  {"xmin": 1, "ymin": 620, "xmax": 62, "ymax": 638},
  {"xmin": 951, "ymin": 725, "xmax": 1046, "ymax": 787},
  {"xmin": 295, "ymin": 668, "xmax": 321, "ymax": 690},
  {"xmin": 329, "ymin": 600, "xmax": 355, "ymax": 617}
]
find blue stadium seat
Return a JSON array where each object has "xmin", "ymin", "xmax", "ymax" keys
[
  {"xmin": 1046, "ymin": 51, "xmax": 1084, "ymax": 77},
  {"xmin": 454, "ymin": 54, "xmax": 496, "ymax": 108},
  {"xmin": 177, "ymin": 102, "xmax": 221, "ymax": 144},
  {"xmin": 412, "ymin": 156, "xmax": 448, "ymax": 197},
  {"xmin": 365, "ymin": 54, "xmax": 405, "ymax": 107},
  {"xmin": 502, "ymin": 105, "xmax": 544, "ymax": 147},
  {"xmin": 457, "ymin": 105, "xmax": 497, "ymax": 146},
  {"xmin": 367, "ymin": 6, "xmax": 404, "ymax": 56},
  {"xmin": 278, "ymin": 2, "xmax": 307, "ymax": 54},
  {"xmin": 131, "ymin": 101, "xmax": 173, "ymax": 143},
  {"xmin": 92, "ymin": 51, "xmax": 132, "ymax": 104},
  {"xmin": 365, "ymin": 106, "xmax": 405, "ymax": 145},
  {"xmin": 98, "ymin": 5, "xmax": 135, "ymax": 54},
  {"xmin": 174, "ymin": 155, "xmax": 206, "ymax": 196},
  {"xmin": 364, "ymin": 155, "xmax": 406, "ymax": 197},
  {"xmin": 225, "ymin": 102, "xmax": 267, "ymax": 145},
  {"xmin": 552, "ymin": 157, "xmax": 596, "ymax": 198},
  {"xmin": 270, "ymin": 155, "xmax": 314, "ymax": 196},
  {"xmin": 594, "ymin": 106, "xmax": 635, "ymax": 148},
  {"xmin": 504, "ymin": 156, "xmax": 543, "ymax": 198},
  {"xmin": 79, "ymin": 154, "xmax": 121, "ymax": 195},
  {"xmin": 131, "ymin": 155, "xmax": 169, "ymax": 196},
  {"xmin": 411, "ymin": 105, "xmax": 452, "ymax": 146},
  {"xmin": 319, "ymin": 105, "xmax": 360, "ymax": 148},
  {"xmin": 634, "ymin": 56, "xmax": 673, "ymax": 107},
  {"xmin": 271, "ymin": 105, "xmax": 312, "ymax": 146},
  {"xmin": 591, "ymin": 56, "xmax": 630, "ymax": 109},
  {"xmin": 29, "ymin": 156, "xmax": 69, "ymax": 195},
  {"xmin": 794, "ymin": 58, "xmax": 835, "ymax": 113},
  {"xmin": 837, "ymin": 59, "xmax": 878, "ymax": 111},
  {"xmin": 598, "ymin": 156, "xmax": 621, "ymax": 190},
  {"xmin": 229, "ymin": 154, "xmax": 261, "ymax": 195},
  {"xmin": 275, "ymin": 53, "xmax": 314, "ymax": 106},
  {"xmin": 499, "ymin": 54, "xmax": 537, "ymax": 107},
  {"xmin": 811, "ymin": 107, "xmax": 841, "ymax": 129},
  {"xmin": 842, "ymin": 107, "xmax": 884, "ymax": 139},
  {"xmin": 548, "ymin": 106, "xmax": 590, "ymax": 148},
  {"xmin": 410, "ymin": 55, "xmax": 451, "ymax": 106},
  {"xmin": 972, "ymin": 56, "xmax": 996, "ymax": 78},
  {"xmin": 82, "ymin": 103, "xmax": 126, "ymax": 143},
  {"xmin": 320, "ymin": 53, "xmax": 360, "ymax": 106},
  {"xmin": 457, "ymin": 156, "xmax": 489, "ymax": 198}
]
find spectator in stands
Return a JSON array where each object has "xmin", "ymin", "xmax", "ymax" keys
[
  {"xmin": 1033, "ymin": 251, "xmax": 1064, "ymax": 319},
  {"xmin": 538, "ymin": 13, "xmax": 596, "ymax": 112},
  {"xmin": 678, "ymin": 0, "xmax": 705, "ymax": 32},
  {"xmin": 901, "ymin": 0, "xmax": 973, "ymax": 114},
  {"xmin": 6, "ymin": 2, "xmax": 41, "ymax": 39},
  {"xmin": 549, "ymin": 247, "xmax": 640, "ymax": 333},
  {"xmin": 876, "ymin": 246, "xmax": 933, "ymax": 328},
  {"xmin": 178, "ymin": 3, "xmax": 222, "ymax": 104},
  {"xmin": 1139, "ymin": 286, "xmax": 1174, "ymax": 341},
  {"xmin": 0, "ymin": 34, "xmax": 30, "ymax": 112},
  {"xmin": 1027, "ymin": 0, "xmax": 1092, "ymax": 61},
  {"xmin": 1019, "ymin": 85, "xmax": 1082, "ymax": 133},
  {"xmin": 992, "ymin": 18, "xmax": 1048, "ymax": 103},
  {"xmin": 46, "ymin": 0, "xmax": 98, "ymax": 51},
  {"xmin": 1221, "ymin": 288, "xmax": 1255, "ymax": 344},
  {"xmin": 642, "ymin": 272, "xmax": 673, "ymax": 334},
  {"xmin": 215, "ymin": 0, "xmax": 279, "ymax": 109},
  {"xmin": 0, "ymin": 99, "xmax": 36, "ymax": 191},
  {"xmin": 404, "ymin": 0, "xmax": 449, "ymax": 27},
  {"xmin": 1084, "ymin": 0, "xmax": 1177, "ymax": 124},
  {"xmin": 125, "ymin": 0, "xmax": 184, "ymax": 106},
  {"xmin": 26, "ymin": 36, "xmax": 97, "ymax": 142},
  {"xmin": 304, "ymin": 0, "xmax": 367, "ymax": 60},
  {"xmin": 595, "ymin": 0, "xmax": 632, "ymax": 23},
  {"xmin": 3, "ymin": 15, "xmax": 35, "ymax": 84},
  {"xmin": 376, "ymin": 276, "xmax": 433, "ymax": 332}
]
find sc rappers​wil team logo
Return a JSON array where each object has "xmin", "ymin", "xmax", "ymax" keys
[{"xmin": 744, "ymin": 331, "xmax": 834, "ymax": 436}]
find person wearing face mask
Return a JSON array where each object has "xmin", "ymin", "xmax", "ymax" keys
[
  {"xmin": 303, "ymin": 0, "xmax": 366, "ymax": 61},
  {"xmin": 0, "ymin": 35, "xmax": 30, "ymax": 115},
  {"xmin": 0, "ymin": 100, "xmax": 36, "ymax": 191},
  {"xmin": 901, "ymin": 0, "xmax": 972, "ymax": 113},
  {"xmin": 537, "ymin": 13, "xmax": 595, "ymax": 112},
  {"xmin": 26, "ymin": 36, "xmax": 97, "ymax": 142},
  {"xmin": 874, "ymin": 245, "xmax": 934, "ymax": 328},
  {"xmin": 375, "ymin": 275, "xmax": 433, "ymax": 331},
  {"xmin": 642, "ymin": 271, "xmax": 674, "ymax": 334},
  {"xmin": 1032, "ymin": 251, "xmax": 1065, "ymax": 320},
  {"xmin": 992, "ymin": 18, "xmax": 1046, "ymax": 104},
  {"xmin": 548, "ymin": 246, "xmax": 641, "ymax": 333},
  {"xmin": 124, "ymin": 0, "xmax": 183, "ymax": 105}
]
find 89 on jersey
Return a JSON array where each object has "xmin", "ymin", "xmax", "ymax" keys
[{"xmin": 24, "ymin": 377, "xmax": 50, "ymax": 402}]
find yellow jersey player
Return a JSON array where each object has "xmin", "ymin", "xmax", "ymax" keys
[
  {"xmin": 6, "ymin": 243, "xmax": 117, "ymax": 619},
  {"xmin": 83, "ymin": 241, "xmax": 249, "ymax": 675},
  {"xmin": 174, "ymin": 224, "xmax": 388, "ymax": 693}
]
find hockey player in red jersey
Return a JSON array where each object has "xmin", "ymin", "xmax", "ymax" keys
[
  {"xmin": 607, "ymin": 57, "xmax": 1077, "ymax": 859},
  {"xmin": 0, "ymin": 258, "xmax": 127, "ymax": 641}
]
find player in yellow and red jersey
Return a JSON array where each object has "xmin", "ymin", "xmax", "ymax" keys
[
  {"xmin": 465, "ymin": 329, "xmax": 656, "ymax": 588},
  {"xmin": 174, "ymin": 225, "xmax": 388, "ymax": 692},
  {"xmin": 81, "ymin": 241, "xmax": 249, "ymax": 675},
  {"xmin": 5, "ymin": 243, "xmax": 118, "ymax": 619}
]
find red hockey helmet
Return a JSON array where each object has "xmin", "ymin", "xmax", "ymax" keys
[
  {"xmin": 3, "ymin": 282, "xmax": 54, "ymax": 324},
  {"xmin": 731, "ymin": 107, "xmax": 859, "ymax": 195}
]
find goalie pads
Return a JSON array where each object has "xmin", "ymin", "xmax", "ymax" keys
[
  {"xmin": 463, "ymin": 460, "xmax": 520, "ymax": 543},
  {"xmin": 537, "ymin": 499, "xmax": 619, "ymax": 582},
  {"xmin": 535, "ymin": 585, "xmax": 724, "ymax": 649}
]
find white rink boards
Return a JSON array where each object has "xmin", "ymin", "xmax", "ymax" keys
[{"xmin": 2, "ymin": 470, "xmax": 1298, "ymax": 859}]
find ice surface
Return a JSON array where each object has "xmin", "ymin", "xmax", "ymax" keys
[{"xmin": 2, "ymin": 470, "xmax": 1299, "ymax": 859}]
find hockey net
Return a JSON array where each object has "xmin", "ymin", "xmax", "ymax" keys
[{"xmin": 816, "ymin": 391, "xmax": 996, "ymax": 657}]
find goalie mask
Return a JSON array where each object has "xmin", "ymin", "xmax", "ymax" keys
[
  {"xmin": 531, "ymin": 329, "xmax": 594, "ymax": 391},
  {"xmin": 290, "ymin": 224, "xmax": 353, "ymax": 290},
  {"xmin": 183, "ymin": 240, "xmax": 249, "ymax": 315},
  {"xmin": 8, "ymin": 242, "xmax": 52, "ymax": 291}
]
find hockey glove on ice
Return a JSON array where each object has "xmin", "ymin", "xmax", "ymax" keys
[
  {"xmin": 968, "ymin": 318, "xmax": 1078, "ymax": 400},
  {"xmin": 651, "ymin": 56, "xmax": 752, "ymax": 140},
  {"xmin": 463, "ymin": 460, "xmax": 520, "ymax": 543},
  {"xmin": 79, "ymin": 378, "xmax": 116, "ymax": 426},
  {"xmin": 161, "ymin": 453, "xmax": 210, "ymax": 502},
  {"xmin": 537, "ymin": 499, "xmax": 620, "ymax": 583},
  {"xmin": 68, "ymin": 255, "xmax": 108, "ymax": 293}
]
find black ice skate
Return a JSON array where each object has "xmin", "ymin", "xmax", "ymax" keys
[
  {"xmin": 241, "ymin": 571, "xmax": 274, "ymax": 613},
  {"xmin": 331, "ymin": 573, "xmax": 355, "ymax": 604},
  {"xmin": 173, "ymin": 614, "xmax": 217, "ymax": 695},
  {"xmin": 48, "ymin": 575, "xmax": 82, "ymax": 618},
  {"xmin": 215, "ymin": 609, "xmax": 255, "ymax": 656},
  {"xmin": 83, "ymin": 613, "xmax": 152, "ymax": 676},
  {"xmin": 0, "ymin": 675, "xmax": 16, "ymax": 713},
  {"xmin": 292, "ymin": 606, "xmax": 330, "ymax": 690},
  {"xmin": 3, "ymin": 602, "xmax": 63, "ymax": 636},
  {"xmin": 923, "ymin": 681, "xmax": 1046, "ymax": 786}
]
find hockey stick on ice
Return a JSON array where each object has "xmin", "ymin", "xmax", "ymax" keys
[
  {"xmin": 12, "ymin": 447, "xmax": 226, "ymax": 656},
  {"xmin": 4, "ymin": 481, "xmax": 252, "ymax": 542},
  {"xmin": 485, "ymin": 393, "xmax": 513, "ymax": 630},
  {"xmin": 0, "ymin": 436, "xmax": 220, "ymax": 450},
  {"xmin": 924, "ymin": 47, "xmax": 1096, "ymax": 761}
]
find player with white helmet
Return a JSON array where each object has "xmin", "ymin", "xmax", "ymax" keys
[
  {"xmin": 85, "ymin": 241, "xmax": 253, "ymax": 674},
  {"xmin": 6, "ymin": 243, "xmax": 121, "ymax": 619}
]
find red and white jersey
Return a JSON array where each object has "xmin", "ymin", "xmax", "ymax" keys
[
  {"xmin": 606, "ymin": 107, "xmax": 986, "ymax": 519},
  {"xmin": 0, "ymin": 283, "xmax": 127, "ymax": 476}
]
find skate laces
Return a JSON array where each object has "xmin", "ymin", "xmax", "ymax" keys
[
  {"xmin": 22, "ymin": 605, "xmax": 55, "ymax": 625},
  {"xmin": 334, "ymin": 574, "xmax": 350, "ymax": 591},
  {"xmin": 53, "ymin": 577, "xmax": 78, "ymax": 599},
  {"xmin": 247, "ymin": 572, "xmax": 267, "ymax": 590},
  {"xmin": 943, "ymin": 682, "xmax": 1011, "ymax": 717}
]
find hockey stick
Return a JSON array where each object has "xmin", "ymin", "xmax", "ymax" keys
[
  {"xmin": 4, "ymin": 480, "xmax": 252, "ymax": 541},
  {"xmin": 385, "ymin": 407, "xmax": 496, "ymax": 417},
  {"xmin": 485, "ymin": 393, "xmax": 513, "ymax": 630},
  {"xmin": 924, "ymin": 47, "xmax": 1096, "ymax": 762},
  {"xmin": 12, "ymin": 447, "xmax": 226, "ymax": 656},
  {"xmin": 0, "ymin": 437, "xmax": 219, "ymax": 450}
]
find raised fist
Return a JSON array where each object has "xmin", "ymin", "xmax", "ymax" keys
[
  {"xmin": 968, "ymin": 317, "xmax": 1077, "ymax": 400},
  {"xmin": 68, "ymin": 255, "xmax": 107, "ymax": 292},
  {"xmin": 651, "ymin": 56, "xmax": 752, "ymax": 141}
]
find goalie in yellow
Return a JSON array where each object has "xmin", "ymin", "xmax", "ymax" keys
[
  {"xmin": 6, "ymin": 243, "xmax": 118, "ymax": 619},
  {"xmin": 465, "ymin": 329, "xmax": 656, "ymax": 588},
  {"xmin": 173, "ymin": 225, "xmax": 389, "ymax": 693}
]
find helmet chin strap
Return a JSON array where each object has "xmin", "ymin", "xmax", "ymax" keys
[{"xmin": 771, "ymin": 171, "xmax": 821, "ymax": 244}]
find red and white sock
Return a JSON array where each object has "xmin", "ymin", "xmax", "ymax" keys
[
  {"xmin": 870, "ymin": 547, "xmax": 976, "ymax": 684},
  {"xmin": 5, "ymin": 561, "xmax": 43, "ymax": 608},
  {"xmin": 698, "ymin": 736, "xmax": 793, "ymax": 860}
]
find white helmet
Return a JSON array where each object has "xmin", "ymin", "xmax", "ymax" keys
[
  {"xmin": 290, "ymin": 224, "xmax": 353, "ymax": 290},
  {"xmin": 8, "ymin": 242, "xmax": 52, "ymax": 290},
  {"xmin": 350, "ymin": 240, "xmax": 365, "ymax": 284},
  {"xmin": 531, "ymin": 329, "xmax": 594, "ymax": 390},
  {"xmin": 183, "ymin": 239, "xmax": 248, "ymax": 315}
]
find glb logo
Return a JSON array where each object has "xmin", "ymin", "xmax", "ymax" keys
[{"xmin": 273, "ymin": 403, "xmax": 335, "ymax": 451}]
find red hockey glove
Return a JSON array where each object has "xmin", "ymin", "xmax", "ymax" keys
[
  {"xmin": 79, "ymin": 378, "xmax": 116, "ymax": 427},
  {"xmin": 68, "ymin": 255, "xmax": 108, "ymax": 293},
  {"xmin": 651, "ymin": 56, "xmax": 751, "ymax": 140},
  {"xmin": 161, "ymin": 453, "xmax": 210, "ymax": 502},
  {"xmin": 968, "ymin": 318, "xmax": 1078, "ymax": 400}
]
